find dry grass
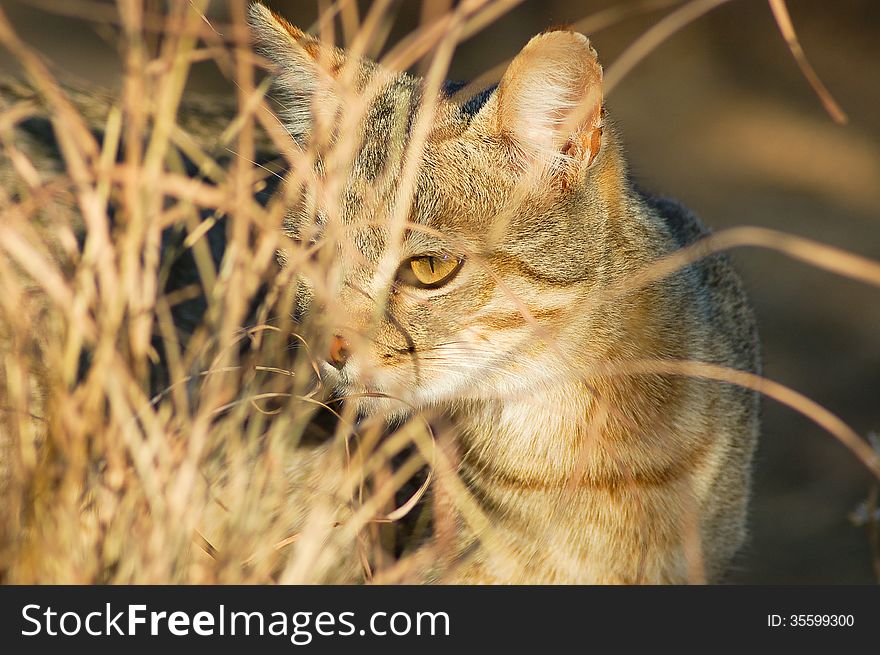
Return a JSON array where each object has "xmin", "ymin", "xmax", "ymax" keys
[{"xmin": 0, "ymin": 0, "xmax": 877, "ymax": 584}]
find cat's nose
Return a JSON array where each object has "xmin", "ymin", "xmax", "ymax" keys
[{"xmin": 327, "ymin": 334, "xmax": 351, "ymax": 370}]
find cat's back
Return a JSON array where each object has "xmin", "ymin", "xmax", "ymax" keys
[
  {"xmin": 636, "ymin": 189, "xmax": 761, "ymax": 579},
  {"xmin": 640, "ymin": 189, "xmax": 760, "ymax": 377}
]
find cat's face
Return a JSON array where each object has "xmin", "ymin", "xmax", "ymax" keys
[{"xmin": 249, "ymin": 4, "xmax": 605, "ymax": 418}]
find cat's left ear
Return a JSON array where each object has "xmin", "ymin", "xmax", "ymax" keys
[
  {"xmin": 493, "ymin": 30, "xmax": 603, "ymax": 174},
  {"xmin": 247, "ymin": 2, "xmax": 348, "ymax": 141}
]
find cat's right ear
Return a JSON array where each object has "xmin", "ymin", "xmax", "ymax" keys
[{"xmin": 247, "ymin": 3, "xmax": 344, "ymax": 142}]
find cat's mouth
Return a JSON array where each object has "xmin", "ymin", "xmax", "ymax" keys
[
  {"xmin": 320, "ymin": 358, "xmax": 420, "ymax": 419},
  {"xmin": 322, "ymin": 359, "xmax": 390, "ymax": 398}
]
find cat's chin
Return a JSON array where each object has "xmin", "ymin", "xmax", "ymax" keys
[
  {"xmin": 322, "ymin": 371, "xmax": 414, "ymax": 422},
  {"xmin": 350, "ymin": 395, "xmax": 413, "ymax": 423}
]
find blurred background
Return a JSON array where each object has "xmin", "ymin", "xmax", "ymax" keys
[{"xmin": 2, "ymin": 0, "xmax": 878, "ymax": 583}]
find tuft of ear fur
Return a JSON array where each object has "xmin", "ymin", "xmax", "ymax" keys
[
  {"xmin": 247, "ymin": 2, "xmax": 346, "ymax": 141},
  {"xmin": 495, "ymin": 30, "xmax": 604, "ymax": 173}
]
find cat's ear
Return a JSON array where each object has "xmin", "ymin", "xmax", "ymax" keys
[
  {"xmin": 494, "ymin": 30, "xmax": 603, "ymax": 173},
  {"xmin": 247, "ymin": 3, "xmax": 346, "ymax": 141}
]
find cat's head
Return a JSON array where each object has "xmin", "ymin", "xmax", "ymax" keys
[{"xmin": 249, "ymin": 3, "xmax": 615, "ymax": 418}]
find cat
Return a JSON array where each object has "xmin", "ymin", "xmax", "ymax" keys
[{"xmin": 247, "ymin": 2, "xmax": 761, "ymax": 583}]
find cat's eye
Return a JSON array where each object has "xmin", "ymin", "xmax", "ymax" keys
[{"xmin": 396, "ymin": 254, "xmax": 463, "ymax": 289}]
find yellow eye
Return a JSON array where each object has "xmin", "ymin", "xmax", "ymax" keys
[{"xmin": 397, "ymin": 254, "xmax": 463, "ymax": 289}]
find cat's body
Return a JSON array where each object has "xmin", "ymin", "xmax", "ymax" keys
[{"xmin": 0, "ymin": 4, "xmax": 760, "ymax": 584}]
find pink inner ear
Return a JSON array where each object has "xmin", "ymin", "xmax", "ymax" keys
[{"xmin": 561, "ymin": 111, "xmax": 604, "ymax": 168}]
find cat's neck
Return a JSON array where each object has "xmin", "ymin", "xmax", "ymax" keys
[{"xmin": 449, "ymin": 377, "xmax": 592, "ymax": 486}]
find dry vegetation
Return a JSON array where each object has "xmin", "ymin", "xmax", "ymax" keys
[{"xmin": 0, "ymin": 0, "xmax": 877, "ymax": 584}]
